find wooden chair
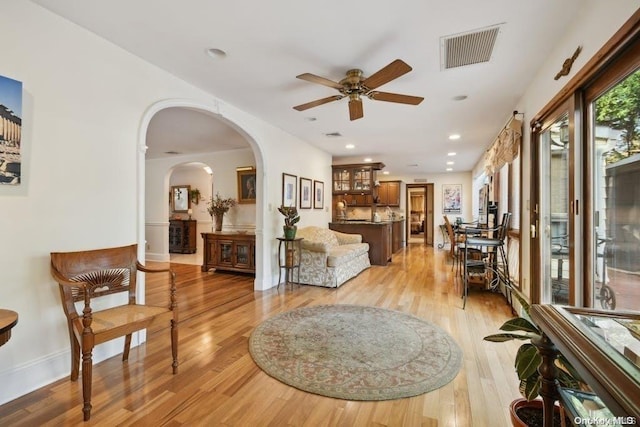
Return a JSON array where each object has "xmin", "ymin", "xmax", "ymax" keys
[{"xmin": 50, "ymin": 244, "xmax": 178, "ymax": 421}]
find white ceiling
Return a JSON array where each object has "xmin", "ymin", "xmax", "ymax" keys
[{"xmin": 31, "ymin": 0, "xmax": 582, "ymax": 174}]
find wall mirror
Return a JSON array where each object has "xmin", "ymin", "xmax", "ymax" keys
[{"xmin": 171, "ymin": 185, "xmax": 191, "ymax": 212}]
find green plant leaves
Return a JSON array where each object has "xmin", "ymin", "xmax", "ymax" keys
[
  {"xmin": 515, "ymin": 343, "xmax": 541, "ymax": 380},
  {"xmin": 500, "ymin": 317, "xmax": 540, "ymax": 334}
]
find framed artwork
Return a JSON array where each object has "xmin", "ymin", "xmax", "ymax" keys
[
  {"xmin": 237, "ymin": 169, "xmax": 257, "ymax": 204},
  {"xmin": 0, "ymin": 75, "xmax": 23, "ymax": 185},
  {"xmin": 300, "ymin": 177, "xmax": 312, "ymax": 209},
  {"xmin": 282, "ymin": 173, "xmax": 297, "ymax": 207},
  {"xmin": 443, "ymin": 184, "xmax": 462, "ymax": 214},
  {"xmin": 313, "ymin": 180, "xmax": 324, "ymax": 209}
]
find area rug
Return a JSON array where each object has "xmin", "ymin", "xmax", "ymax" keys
[{"xmin": 248, "ymin": 304, "xmax": 463, "ymax": 400}]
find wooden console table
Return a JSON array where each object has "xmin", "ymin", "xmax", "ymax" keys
[
  {"xmin": 0, "ymin": 309, "xmax": 18, "ymax": 347},
  {"xmin": 530, "ymin": 305, "xmax": 640, "ymax": 426},
  {"xmin": 201, "ymin": 232, "xmax": 255, "ymax": 274}
]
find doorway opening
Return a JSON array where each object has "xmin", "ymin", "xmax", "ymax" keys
[{"xmin": 406, "ymin": 183, "xmax": 434, "ymax": 245}]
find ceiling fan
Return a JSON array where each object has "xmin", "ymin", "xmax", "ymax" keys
[{"xmin": 293, "ymin": 59, "xmax": 424, "ymax": 121}]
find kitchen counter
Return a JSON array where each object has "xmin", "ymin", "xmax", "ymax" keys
[{"xmin": 329, "ymin": 219, "xmax": 405, "ymax": 265}]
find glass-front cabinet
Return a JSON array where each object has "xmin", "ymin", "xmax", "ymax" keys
[{"xmin": 331, "ymin": 163, "xmax": 385, "ymax": 195}]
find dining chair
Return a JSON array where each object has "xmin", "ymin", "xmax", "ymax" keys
[{"xmin": 50, "ymin": 244, "xmax": 178, "ymax": 421}]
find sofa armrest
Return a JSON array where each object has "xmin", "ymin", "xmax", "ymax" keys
[
  {"xmin": 333, "ymin": 231, "xmax": 362, "ymax": 245},
  {"xmin": 301, "ymin": 240, "xmax": 330, "ymax": 253}
]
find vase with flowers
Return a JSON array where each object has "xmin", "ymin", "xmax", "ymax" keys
[
  {"xmin": 278, "ymin": 205, "xmax": 300, "ymax": 239},
  {"xmin": 207, "ymin": 192, "xmax": 237, "ymax": 231}
]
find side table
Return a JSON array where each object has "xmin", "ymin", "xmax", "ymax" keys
[
  {"xmin": 277, "ymin": 237, "xmax": 303, "ymax": 289},
  {"xmin": 0, "ymin": 309, "xmax": 18, "ymax": 347}
]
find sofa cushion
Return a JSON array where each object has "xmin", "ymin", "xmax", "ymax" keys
[
  {"xmin": 297, "ymin": 226, "xmax": 339, "ymax": 248},
  {"xmin": 327, "ymin": 243, "xmax": 369, "ymax": 267}
]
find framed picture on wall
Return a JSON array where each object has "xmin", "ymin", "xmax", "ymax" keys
[
  {"xmin": 282, "ymin": 173, "xmax": 297, "ymax": 207},
  {"xmin": 300, "ymin": 177, "xmax": 312, "ymax": 209},
  {"xmin": 313, "ymin": 180, "xmax": 324, "ymax": 209},
  {"xmin": 443, "ymin": 184, "xmax": 462, "ymax": 214},
  {"xmin": 237, "ymin": 168, "xmax": 256, "ymax": 204},
  {"xmin": 0, "ymin": 75, "xmax": 23, "ymax": 185}
]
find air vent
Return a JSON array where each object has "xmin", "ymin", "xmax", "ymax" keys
[
  {"xmin": 324, "ymin": 132, "xmax": 342, "ymax": 137},
  {"xmin": 441, "ymin": 24, "xmax": 501, "ymax": 70},
  {"xmin": 164, "ymin": 151, "xmax": 182, "ymax": 155},
  {"xmin": 414, "ymin": 178, "xmax": 428, "ymax": 183}
]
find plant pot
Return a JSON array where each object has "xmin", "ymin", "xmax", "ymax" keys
[
  {"xmin": 214, "ymin": 213, "xmax": 224, "ymax": 231},
  {"xmin": 510, "ymin": 398, "xmax": 567, "ymax": 427},
  {"xmin": 283, "ymin": 225, "xmax": 297, "ymax": 240}
]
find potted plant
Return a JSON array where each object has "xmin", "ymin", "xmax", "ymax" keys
[
  {"xmin": 207, "ymin": 192, "xmax": 237, "ymax": 231},
  {"xmin": 278, "ymin": 205, "xmax": 300, "ymax": 239},
  {"xmin": 484, "ymin": 290, "xmax": 585, "ymax": 426}
]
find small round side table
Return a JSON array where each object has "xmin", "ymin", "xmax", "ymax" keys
[
  {"xmin": 277, "ymin": 237, "xmax": 303, "ymax": 289},
  {"xmin": 0, "ymin": 309, "xmax": 18, "ymax": 348}
]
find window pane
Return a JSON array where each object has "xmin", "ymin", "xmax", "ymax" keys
[{"xmin": 591, "ymin": 69, "xmax": 640, "ymax": 311}]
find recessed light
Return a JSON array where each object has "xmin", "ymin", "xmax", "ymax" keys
[
  {"xmin": 363, "ymin": 158, "xmax": 372, "ymax": 162},
  {"xmin": 446, "ymin": 161, "xmax": 454, "ymax": 165},
  {"xmin": 452, "ymin": 95, "xmax": 468, "ymax": 101},
  {"xmin": 446, "ymin": 168, "xmax": 453, "ymax": 172},
  {"xmin": 449, "ymin": 134, "xmax": 461, "ymax": 140},
  {"xmin": 206, "ymin": 48, "xmax": 227, "ymax": 59},
  {"xmin": 447, "ymin": 152, "xmax": 457, "ymax": 156},
  {"xmin": 382, "ymin": 171, "xmax": 390, "ymax": 175},
  {"xmin": 345, "ymin": 144, "xmax": 355, "ymax": 149}
]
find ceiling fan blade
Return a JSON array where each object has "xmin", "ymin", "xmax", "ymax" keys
[
  {"xmin": 293, "ymin": 95, "xmax": 344, "ymax": 111},
  {"xmin": 368, "ymin": 91, "xmax": 424, "ymax": 105},
  {"xmin": 349, "ymin": 97, "xmax": 364, "ymax": 121},
  {"xmin": 296, "ymin": 73, "xmax": 343, "ymax": 90},
  {"xmin": 362, "ymin": 59, "xmax": 412, "ymax": 90}
]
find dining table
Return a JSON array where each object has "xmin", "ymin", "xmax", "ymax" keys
[{"xmin": 0, "ymin": 309, "xmax": 18, "ymax": 347}]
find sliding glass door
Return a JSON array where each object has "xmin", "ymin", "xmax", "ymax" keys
[
  {"xmin": 537, "ymin": 110, "xmax": 574, "ymax": 304},
  {"xmin": 586, "ymin": 59, "xmax": 640, "ymax": 311}
]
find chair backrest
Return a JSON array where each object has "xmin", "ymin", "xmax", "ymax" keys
[
  {"xmin": 498, "ymin": 212, "xmax": 512, "ymax": 241},
  {"xmin": 51, "ymin": 244, "xmax": 139, "ymax": 306},
  {"xmin": 443, "ymin": 216, "xmax": 456, "ymax": 258}
]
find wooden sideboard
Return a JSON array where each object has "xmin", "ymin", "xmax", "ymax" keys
[
  {"xmin": 201, "ymin": 232, "xmax": 256, "ymax": 274},
  {"xmin": 169, "ymin": 219, "xmax": 197, "ymax": 254}
]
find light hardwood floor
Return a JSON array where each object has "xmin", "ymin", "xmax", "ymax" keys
[{"xmin": 0, "ymin": 244, "xmax": 522, "ymax": 426}]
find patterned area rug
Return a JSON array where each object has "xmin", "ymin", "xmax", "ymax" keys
[{"xmin": 249, "ymin": 304, "xmax": 463, "ymax": 400}]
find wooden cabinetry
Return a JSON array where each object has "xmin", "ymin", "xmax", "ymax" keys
[
  {"xmin": 391, "ymin": 219, "xmax": 405, "ymax": 252},
  {"xmin": 378, "ymin": 181, "xmax": 401, "ymax": 206},
  {"xmin": 329, "ymin": 222, "xmax": 392, "ymax": 265},
  {"xmin": 332, "ymin": 163, "xmax": 385, "ymax": 195},
  {"xmin": 169, "ymin": 219, "xmax": 197, "ymax": 254},
  {"xmin": 201, "ymin": 232, "xmax": 255, "ymax": 274}
]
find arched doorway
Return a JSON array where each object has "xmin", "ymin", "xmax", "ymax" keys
[{"xmin": 137, "ymin": 99, "xmax": 266, "ymax": 291}]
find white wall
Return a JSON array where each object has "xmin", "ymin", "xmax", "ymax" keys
[{"xmin": 0, "ymin": 0, "xmax": 331, "ymax": 405}]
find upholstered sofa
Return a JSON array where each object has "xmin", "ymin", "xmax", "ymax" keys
[{"xmin": 295, "ymin": 226, "xmax": 371, "ymax": 288}]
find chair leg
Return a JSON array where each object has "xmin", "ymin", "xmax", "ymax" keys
[
  {"xmin": 81, "ymin": 340, "xmax": 93, "ymax": 421},
  {"xmin": 123, "ymin": 334, "xmax": 132, "ymax": 361},
  {"xmin": 68, "ymin": 324, "xmax": 80, "ymax": 381},
  {"xmin": 171, "ymin": 318, "xmax": 178, "ymax": 374}
]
